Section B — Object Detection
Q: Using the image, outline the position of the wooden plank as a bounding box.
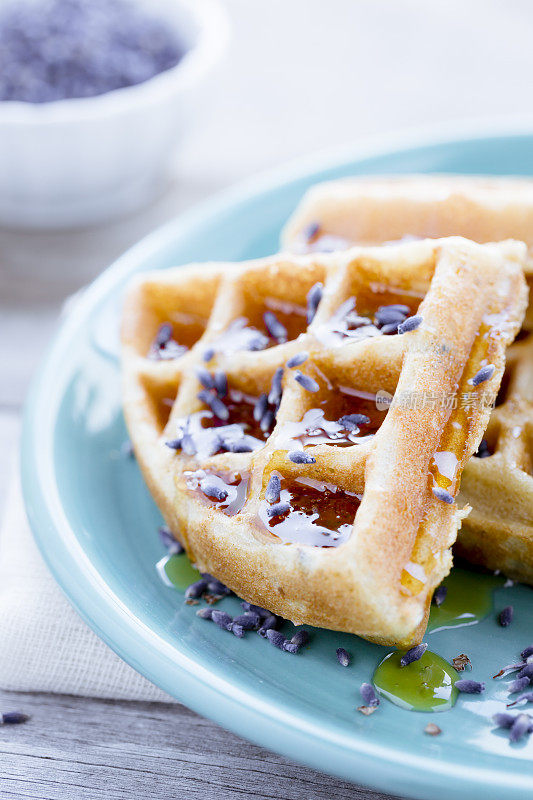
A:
[0,690,397,800]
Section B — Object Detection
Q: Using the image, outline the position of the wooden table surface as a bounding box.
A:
[1,1,531,796]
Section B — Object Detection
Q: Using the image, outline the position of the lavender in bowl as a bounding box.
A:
[0,0,186,103]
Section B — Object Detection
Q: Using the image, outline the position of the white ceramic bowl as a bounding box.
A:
[0,0,229,228]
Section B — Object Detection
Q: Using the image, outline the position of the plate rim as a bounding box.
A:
[21,121,533,800]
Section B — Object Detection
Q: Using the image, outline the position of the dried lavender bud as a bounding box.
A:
[266,629,287,650]
[338,413,370,430]
[260,409,275,433]
[510,714,531,742]
[185,579,208,600]
[199,479,228,502]
[197,389,229,421]
[432,486,454,504]
[233,613,260,630]
[508,692,533,708]
[499,605,514,627]
[231,624,245,638]
[158,525,184,555]
[306,282,323,324]
[155,323,173,346]
[474,439,491,458]
[290,630,310,648]
[397,315,422,334]
[433,585,447,607]
[220,436,254,454]
[518,664,533,680]
[203,348,215,363]
[493,712,516,729]
[196,607,214,620]
[493,662,526,679]
[268,368,284,405]
[294,371,319,393]
[211,610,233,631]
[241,601,271,618]
[509,677,530,694]
[360,683,379,707]
[379,322,400,335]
[264,312,288,342]
[265,474,282,504]
[375,306,407,326]
[213,371,228,399]
[471,364,495,386]
[253,393,268,422]
[203,575,231,596]
[288,451,316,465]
[336,648,351,667]
[165,437,183,451]
[266,500,290,519]
[400,643,427,667]
[521,645,533,660]
[287,352,309,368]
[1,712,29,725]
[196,367,215,390]
[304,222,320,241]
[247,331,270,352]
[455,679,485,694]
[283,641,299,654]
[258,615,279,637]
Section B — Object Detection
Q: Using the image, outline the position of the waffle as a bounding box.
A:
[282,174,533,583]
[122,237,527,646]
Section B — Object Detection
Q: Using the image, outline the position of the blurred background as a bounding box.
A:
[1,0,533,511]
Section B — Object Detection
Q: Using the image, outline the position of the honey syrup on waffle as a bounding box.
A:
[148,312,207,360]
[316,285,424,346]
[208,389,270,441]
[155,394,177,430]
[185,469,250,516]
[276,386,387,450]
[259,475,361,547]
[261,298,308,343]
[319,385,387,436]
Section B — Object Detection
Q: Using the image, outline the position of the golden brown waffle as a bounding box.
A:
[122,237,527,646]
[282,174,533,583]
[282,174,533,328]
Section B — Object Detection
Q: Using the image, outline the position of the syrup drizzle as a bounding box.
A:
[185,469,249,516]
[262,298,308,343]
[259,475,360,547]
[211,298,308,355]
[275,408,371,450]
[169,409,264,458]
[209,318,269,355]
[213,389,271,440]
[323,386,387,435]
[315,288,423,347]
[155,394,177,430]
[373,650,458,713]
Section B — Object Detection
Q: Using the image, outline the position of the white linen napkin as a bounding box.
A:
[0,471,175,702]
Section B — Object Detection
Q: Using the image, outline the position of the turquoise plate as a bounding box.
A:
[22,127,533,800]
